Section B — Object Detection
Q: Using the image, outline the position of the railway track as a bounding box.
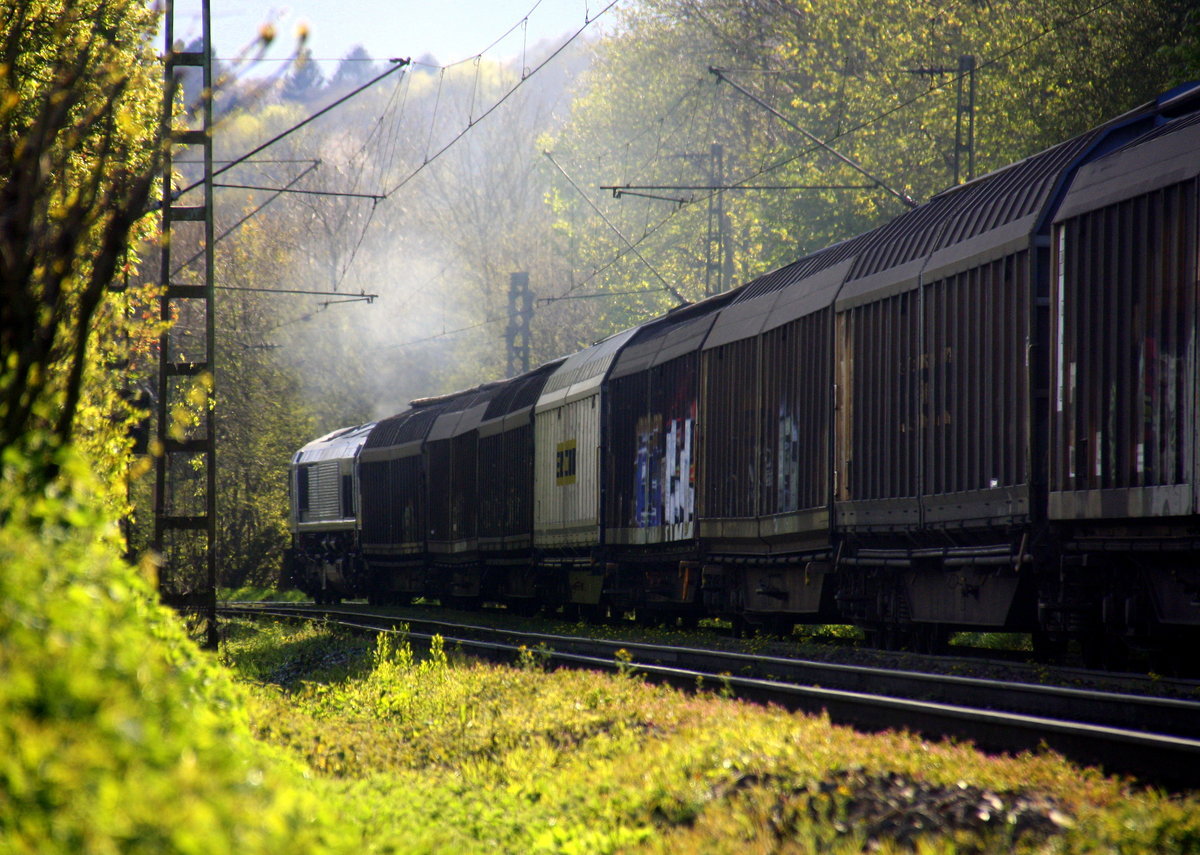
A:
[222,601,1200,789]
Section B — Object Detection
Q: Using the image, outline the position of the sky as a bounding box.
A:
[173,0,610,73]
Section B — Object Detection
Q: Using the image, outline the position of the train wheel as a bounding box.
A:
[913,624,948,655]
[506,598,540,617]
[634,609,662,628]
[1031,630,1067,662]
[1081,631,1129,671]
[578,603,609,623]
[875,624,913,652]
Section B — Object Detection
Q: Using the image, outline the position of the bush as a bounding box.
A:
[0,455,344,854]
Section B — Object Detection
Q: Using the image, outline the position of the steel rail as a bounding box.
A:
[222,603,1200,787]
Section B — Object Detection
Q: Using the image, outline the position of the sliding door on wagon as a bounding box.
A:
[475,359,564,613]
[532,328,639,616]
[602,293,734,622]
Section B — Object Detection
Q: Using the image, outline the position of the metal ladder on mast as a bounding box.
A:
[154,0,218,648]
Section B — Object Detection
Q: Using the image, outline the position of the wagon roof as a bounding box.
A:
[610,290,737,379]
[427,382,506,442]
[536,326,640,412]
[481,358,566,423]
[1055,108,1200,221]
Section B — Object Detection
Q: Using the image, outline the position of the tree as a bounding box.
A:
[0,0,163,499]
[210,221,322,587]
[543,0,1200,336]
[328,45,379,94]
[281,47,326,103]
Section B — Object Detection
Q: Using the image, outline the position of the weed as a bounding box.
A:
[518,642,553,671]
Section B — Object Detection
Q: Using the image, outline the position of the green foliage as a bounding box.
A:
[226,621,1200,855]
[0,459,348,854]
[0,0,163,496]
[951,631,1034,652]
[211,222,323,587]
[613,646,638,678]
[545,0,1200,339]
[517,642,554,671]
[220,585,309,602]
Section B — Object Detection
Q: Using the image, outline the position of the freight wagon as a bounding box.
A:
[288,83,1200,668]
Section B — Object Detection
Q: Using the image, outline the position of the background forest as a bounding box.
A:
[110,0,1200,587]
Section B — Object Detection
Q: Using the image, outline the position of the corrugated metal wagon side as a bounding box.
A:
[604,294,734,619]
[533,328,639,611]
[830,127,1108,642]
[1048,104,1200,650]
[476,360,565,612]
[698,247,854,628]
[358,397,457,604]
[424,383,504,604]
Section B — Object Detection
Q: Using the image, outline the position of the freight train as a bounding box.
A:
[286,83,1200,668]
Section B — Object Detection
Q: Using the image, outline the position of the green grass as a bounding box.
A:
[5,453,1198,854]
[220,585,308,602]
[224,620,1200,854]
[949,632,1034,652]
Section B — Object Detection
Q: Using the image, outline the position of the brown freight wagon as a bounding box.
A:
[359,393,467,604]
[697,246,858,631]
[475,359,564,612]
[602,292,734,622]
[1047,104,1200,665]
[424,382,504,604]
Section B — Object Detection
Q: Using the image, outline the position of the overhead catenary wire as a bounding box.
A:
[382,0,621,199]
[332,198,381,290]
[713,0,1124,198]
[375,71,414,189]
[171,160,322,276]
[557,0,1124,297]
[216,285,377,301]
[160,0,624,362]
[538,287,662,304]
[187,0,609,297]
[172,57,411,201]
[213,182,385,200]
[710,66,918,209]
[348,69,408,194]
[381,315,506,350]
[326,0,622,293]
[543,150,688,306]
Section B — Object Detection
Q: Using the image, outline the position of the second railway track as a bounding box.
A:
[223,602,1200,789]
